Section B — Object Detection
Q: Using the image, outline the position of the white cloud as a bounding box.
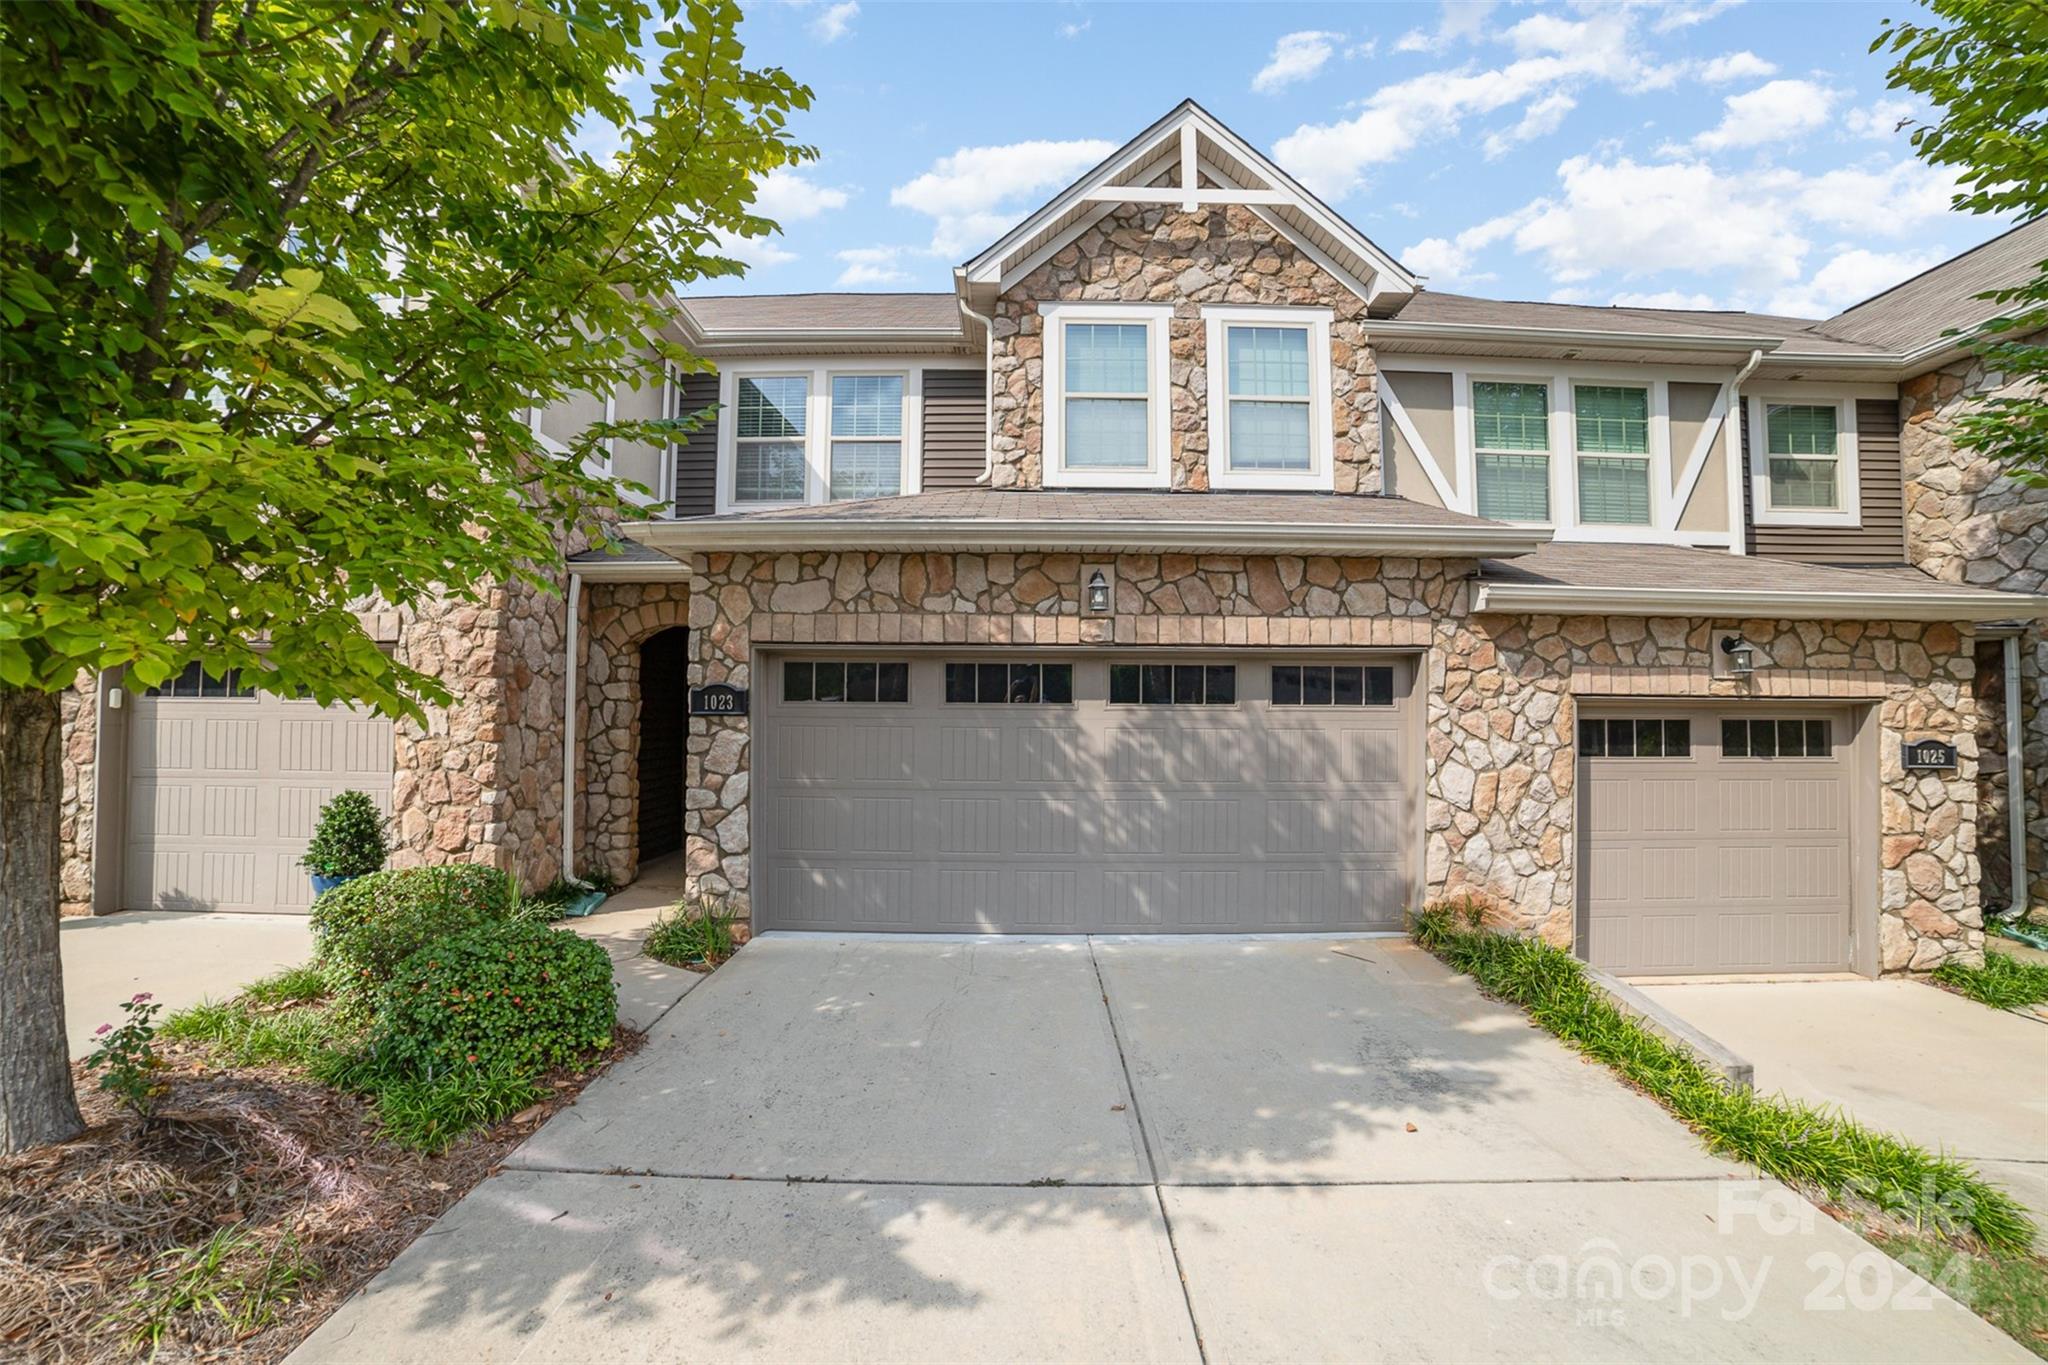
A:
[1273,10,1651,198]
[751,169,851,223]
[1483,91,1576,159]
[1400,211,1523,287]
[1844,97,1918,139]
[1698,50,1775,84]
[1253,30,1343,95]
[891,138,1118,257]
[835,246,914,287]
[1057,17,1090,38]
[1767,247,1944,317]
[1771,158,1962,235]
[1653,0,1742,32]
[1608,288,1725,309]
[711,232,798,271]
[1692,79,1837,152]
[809,0,858,42]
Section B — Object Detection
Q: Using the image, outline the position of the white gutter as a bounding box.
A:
[1472,581,2048,622]
[2005,632,2030,911]
[1366,319,1787,355]
[567,556,690,583]
[957,291,997,484]
[560,569,582,885]
[633,517,1551,557]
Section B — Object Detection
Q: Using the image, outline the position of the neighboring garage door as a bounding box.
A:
[125,663,395,913]
[1578,707,1855,975]
[756,654,1416,933]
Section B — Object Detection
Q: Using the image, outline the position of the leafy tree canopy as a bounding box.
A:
[0,0,813,713]
[1878,0,2048,485]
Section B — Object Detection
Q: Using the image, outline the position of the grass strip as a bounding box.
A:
[1933,950,2048,1011]
[1413,905,2036,1256]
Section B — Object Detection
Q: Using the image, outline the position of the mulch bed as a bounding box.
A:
[0,1033,642,1365]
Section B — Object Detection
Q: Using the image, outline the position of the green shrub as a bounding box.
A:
[375,919,615,1079]
[301,789,389,878]
[311,864,517,1001]
[645,896,739,967]
[372,1062,549,1153]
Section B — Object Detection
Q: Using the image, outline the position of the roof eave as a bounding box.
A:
[633,517,1550,558]
[1367,319,1788,355]
[1472,582,2048,622]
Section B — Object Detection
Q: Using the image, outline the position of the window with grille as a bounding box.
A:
[1578,717,1691,758]
[144,662,257,699]
[829,374,903,500]
[1722,717,1830,758]
[734,376,807,503]
[1764,404,1840,511]
[1271,665,1395,706]
[1109,662,1236,706]
[944,662,1074,704]
[1473,380,1551,522]
[1574,385,1651,525]
[782,660,910,704]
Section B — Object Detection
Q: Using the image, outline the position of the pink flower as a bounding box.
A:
[130,992,153,1003]
[95,1024,112,1036]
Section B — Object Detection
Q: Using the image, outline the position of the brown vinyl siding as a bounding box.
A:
[920,368,987,489]
[671,372,719,518]
[1743,398,1905,564]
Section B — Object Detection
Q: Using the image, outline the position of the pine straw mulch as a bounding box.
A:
[0,1033,642,1365]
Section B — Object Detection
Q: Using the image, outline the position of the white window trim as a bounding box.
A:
[714,360,929,514]
[1040,302,1173,489]
[1747,393,1861,529]
[1567,381,1661,530]
[1201,305,1334,491]
[1467,372,1558,528]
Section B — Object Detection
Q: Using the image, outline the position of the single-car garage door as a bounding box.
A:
[125,662,395,913]
[1578,707,1855,975]
[756,653,1416,933]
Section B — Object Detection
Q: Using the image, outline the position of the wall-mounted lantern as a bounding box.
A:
[1720,634,1756,677]
[1086,568,1111,614]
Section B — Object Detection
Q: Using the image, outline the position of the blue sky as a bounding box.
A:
[625,0,2011,321]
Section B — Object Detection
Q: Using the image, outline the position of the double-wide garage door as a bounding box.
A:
[756,653,1417,933]
[1580,706,1855,976]
[125,665,394,913]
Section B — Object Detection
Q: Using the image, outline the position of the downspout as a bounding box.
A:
[1723,348,1764,557]
[2005,631,2030,912]
[560,569,583,884]
[958,295,997,484]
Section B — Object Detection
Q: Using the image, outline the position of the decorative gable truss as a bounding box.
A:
[955,99,1419,313]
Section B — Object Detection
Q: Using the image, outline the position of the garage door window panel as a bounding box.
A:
[945,661,1073,704]
[1722,717,1829,758]
[783,659,909,704]
[146,662,257,699]
[1272,665,1394,707]
[1110,662,1236,706]
[1579,717,1691,757]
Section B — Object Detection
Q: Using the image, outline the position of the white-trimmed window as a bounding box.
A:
[1203,306,1334,490]
[1748,394,1860,527]
[733,375,808,504]
[1041,302,1171,488]
[829,373,904,501]
[1473,379,1552,523]
[1573,384,1651,526]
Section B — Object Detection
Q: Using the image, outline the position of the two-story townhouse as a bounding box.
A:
[58,101,2048,980]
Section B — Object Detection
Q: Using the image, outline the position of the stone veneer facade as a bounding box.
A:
[989,203,1380,494]
[1903,350,2048,910]
[684,549,1985,971]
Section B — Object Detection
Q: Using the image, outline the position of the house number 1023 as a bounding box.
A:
[688,685,748,717]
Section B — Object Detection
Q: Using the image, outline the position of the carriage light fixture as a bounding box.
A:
[1086,569,1111,614]
[1720,635,1756,676]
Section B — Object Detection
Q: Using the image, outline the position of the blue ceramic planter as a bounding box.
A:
[309,872,355,900]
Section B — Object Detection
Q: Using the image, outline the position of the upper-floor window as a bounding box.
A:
[1041,302,1171,488]
[1203,306,1334,491]
[1748,394,1859,529]
[830,374,904,500]
[1473,380,1551,522]
[1573,385,1651,526]
[734,376,808,504]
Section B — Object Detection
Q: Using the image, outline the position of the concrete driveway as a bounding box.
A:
[294,937,2020,1363]
[60,911,313,1055]
[1641,978,2048,1250]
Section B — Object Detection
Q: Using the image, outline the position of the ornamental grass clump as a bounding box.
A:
[1412,901,2036,1255]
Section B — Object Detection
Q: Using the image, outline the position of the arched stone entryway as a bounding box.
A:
[580,582,692,886]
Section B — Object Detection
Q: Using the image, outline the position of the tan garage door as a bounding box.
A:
[1579,707,1854,975]
[125,664,394,913]
[756,654,1416,933]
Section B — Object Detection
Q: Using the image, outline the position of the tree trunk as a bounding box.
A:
[0,685,84,1153]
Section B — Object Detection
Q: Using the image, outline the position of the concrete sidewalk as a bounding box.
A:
[292,937,2022,1363]
[1642,977,2048,1251]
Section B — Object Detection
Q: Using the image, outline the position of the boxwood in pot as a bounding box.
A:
[302,789,389,896]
